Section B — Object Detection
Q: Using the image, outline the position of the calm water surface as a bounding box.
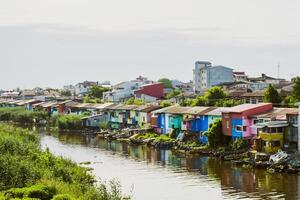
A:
[39,130,300,200]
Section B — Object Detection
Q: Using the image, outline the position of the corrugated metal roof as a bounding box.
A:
[223,103,272,113]
[152,105,217,115]
[252,107,298,120]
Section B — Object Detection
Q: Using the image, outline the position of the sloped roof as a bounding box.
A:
[252,107,298,120]
[241,90,265,97]
[223,103,272,113]
[152,105,217,115]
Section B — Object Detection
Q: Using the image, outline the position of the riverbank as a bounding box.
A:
[95,130,300,174]
[0,124,130,200]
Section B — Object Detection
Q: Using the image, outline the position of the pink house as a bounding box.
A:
[222,103,273,139]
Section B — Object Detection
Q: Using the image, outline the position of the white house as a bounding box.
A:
[103,77,153,102]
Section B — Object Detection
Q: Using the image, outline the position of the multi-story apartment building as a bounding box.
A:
[193,61,233,93]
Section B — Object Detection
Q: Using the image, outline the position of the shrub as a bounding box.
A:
[0,107,48,124]
[54,115,83,130]
[0,124,128,199]
[4,185,56,200]
[204,119,226,148]
[230,138,249,150]
[52,194,75,200]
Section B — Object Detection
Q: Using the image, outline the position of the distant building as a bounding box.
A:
[248,73,286,85]
[171,80,193,93]
[193,61,233,93]
[74,81,111,96]
[233,72,248,82]
[0,91,20,99]
[241,90,265,104]
[103,76,153,102]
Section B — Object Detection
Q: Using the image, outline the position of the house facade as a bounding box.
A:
[222,103,273,140]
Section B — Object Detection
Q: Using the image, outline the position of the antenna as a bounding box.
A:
[277,61,280,79]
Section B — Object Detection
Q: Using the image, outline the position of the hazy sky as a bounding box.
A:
[1,0,300,89]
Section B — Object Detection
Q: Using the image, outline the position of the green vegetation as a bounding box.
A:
[0,124,128,200]
[159,100,173,107]
[158,78,172,88]
[165,89,182,99]
[136,132,159,140]
[52,115,84,130]
[135,132,175,142]
[283,96,297,107]
[60,90,72,97]
[203,119,226,148]
[186,86,242,107]
[99,121,109,130]
[0,107,48,124]
[263,84,282,104]
[124,97,145,105]
[87,86,111,99]
[230,138,249,150]
[292,77,300,101]
[153,134,176,142]
[83,96,102,104]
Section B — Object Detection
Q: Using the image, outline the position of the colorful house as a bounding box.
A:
[151,105,217,138]
[135,105,160,128]
[253,121,288,153]
[251,107,298,151]
[222,103,273,140]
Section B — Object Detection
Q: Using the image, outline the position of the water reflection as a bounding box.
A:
[42,131,300,200]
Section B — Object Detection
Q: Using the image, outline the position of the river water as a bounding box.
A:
[39,130,300,200]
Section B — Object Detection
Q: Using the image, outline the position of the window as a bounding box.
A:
[243,126,247,132]
[236,125,242,132]
[271,141,281,147]
[277,127,283,133]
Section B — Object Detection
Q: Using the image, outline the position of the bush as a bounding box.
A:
[52,194,75,200]
[0,124,128,200]
[154,134,175,142]
[0,107,48,124]
[54,115,83,130]
[204,119,226,148]
[4,185,56,200]
[159,100,172,108]
[230,138,249,150]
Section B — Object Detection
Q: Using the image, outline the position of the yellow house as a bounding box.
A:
[255,121,289,153]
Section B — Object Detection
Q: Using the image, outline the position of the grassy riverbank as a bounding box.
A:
[0,124,129,200]
[0,107,84,131]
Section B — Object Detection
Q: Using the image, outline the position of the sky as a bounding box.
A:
[0,0,300,90]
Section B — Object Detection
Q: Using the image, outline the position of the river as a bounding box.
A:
[39,130,300,200]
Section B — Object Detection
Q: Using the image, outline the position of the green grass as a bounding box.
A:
[51,115,84,130]
[0,124,129,200]
[0,107,48,124]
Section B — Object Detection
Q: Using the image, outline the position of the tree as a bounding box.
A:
[203,119,225,148]
[165,89,182,99]
[292,77,300,101]
[204,86,227,106]
[158,78,173,88]
[283,96,297,107]
[160,100,172,107]
[125,97,145,105]
[191,96,207,106]
[87,86,110,99]
[263,84,282,104]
